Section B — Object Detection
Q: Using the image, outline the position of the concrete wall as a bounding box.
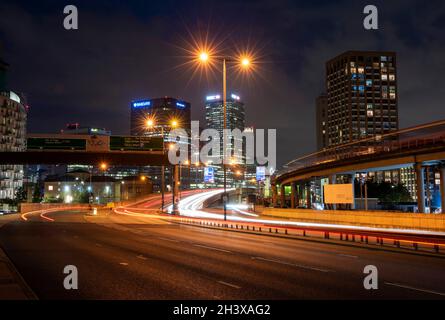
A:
[257,207,445,232]
[19,203,93,214]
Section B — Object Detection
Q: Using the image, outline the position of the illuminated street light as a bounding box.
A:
[100,163,107,171]
[140,176,147,182]
[241,57,250,68]
[193,46,255,222]
[146,119,154,128]
[199,52,209,62]
[171,119,178,128]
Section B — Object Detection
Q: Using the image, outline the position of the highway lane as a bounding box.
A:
[0,209,445,299]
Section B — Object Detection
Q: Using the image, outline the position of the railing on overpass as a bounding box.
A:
[275,119,445,180]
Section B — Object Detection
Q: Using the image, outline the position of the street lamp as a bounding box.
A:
[197,51,253,221]
[146,117,182,213]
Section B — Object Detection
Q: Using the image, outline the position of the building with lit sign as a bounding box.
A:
[130,96,192,190]
[205,93,246,187]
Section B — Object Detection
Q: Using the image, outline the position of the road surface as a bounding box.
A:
[0,203,445,299]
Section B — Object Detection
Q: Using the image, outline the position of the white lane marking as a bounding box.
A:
[217,281,241,289]
[252,257,331,273]
[338,254,358,259]
[119,262,129,266]
[385,282,445,296]
[136,255,148,260]
[193,244,232,254]
[157,237,180,243]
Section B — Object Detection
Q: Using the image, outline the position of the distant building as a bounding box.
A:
[325,51,398,147]
[315,93,328,150]
[130,97,191,190]
[43,170,153,204]
[205,94,246,187]
[130,97,191,136]
[0,91,28,200]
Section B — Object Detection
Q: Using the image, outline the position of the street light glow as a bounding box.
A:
[241,57,250,68]
[199,52,209,62]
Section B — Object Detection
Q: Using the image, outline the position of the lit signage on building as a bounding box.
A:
[176,102,186,108]
[204,167,215,183]
[231,94,240,101]
[9,91,21,104]
[256,166,266,182]
[206,95,221,101]
[132,100,151,108]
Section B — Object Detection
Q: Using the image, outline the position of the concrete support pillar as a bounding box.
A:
[440,165,445,213]
[328,175,337,210]
[173,165,180,213]
[295,183,300,208]
[350,173,356,210]
[290,182,297,209]
[415,163,426,213]
[306,182,312,209]
[271,184,278,208]
[280,185,286,208]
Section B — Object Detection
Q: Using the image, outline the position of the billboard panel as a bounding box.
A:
[324,184,354,204]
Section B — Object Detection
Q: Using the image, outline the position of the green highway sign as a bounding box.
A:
[27,137,86,150]
[110,136,163,151]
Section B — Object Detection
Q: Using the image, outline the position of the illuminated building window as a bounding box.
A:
[366,80,372,86]
[48,185,54,191]
[389,74,395,81]
[381,74,388,81]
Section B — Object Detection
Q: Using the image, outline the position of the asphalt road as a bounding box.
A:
[1,208,445,300]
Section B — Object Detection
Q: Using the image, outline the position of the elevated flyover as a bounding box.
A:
[272,120,445,213]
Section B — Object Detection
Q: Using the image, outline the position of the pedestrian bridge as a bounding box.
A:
[272,119,445,213]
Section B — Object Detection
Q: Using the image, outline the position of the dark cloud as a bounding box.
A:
[1,0,445,167]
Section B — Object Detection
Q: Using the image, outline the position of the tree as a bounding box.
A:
[14,187,27,203]
[32,184,43,203]
[356,180,412,204]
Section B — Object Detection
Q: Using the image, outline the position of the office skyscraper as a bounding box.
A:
[316,93,328,150]
[130,97,191,137]
[324,51,398,147]
[205,94,246,187]
[130,97,191,190]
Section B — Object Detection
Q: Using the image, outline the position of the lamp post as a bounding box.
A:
[198,53,251,221]
[147,117,179,213]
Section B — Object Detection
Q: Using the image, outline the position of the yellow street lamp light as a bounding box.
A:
[199,52,209,63]
[146,119,155,128]
[241,57,250,68]
[100,163,108,171]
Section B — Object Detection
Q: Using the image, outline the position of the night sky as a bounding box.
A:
[1,0,445,167]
